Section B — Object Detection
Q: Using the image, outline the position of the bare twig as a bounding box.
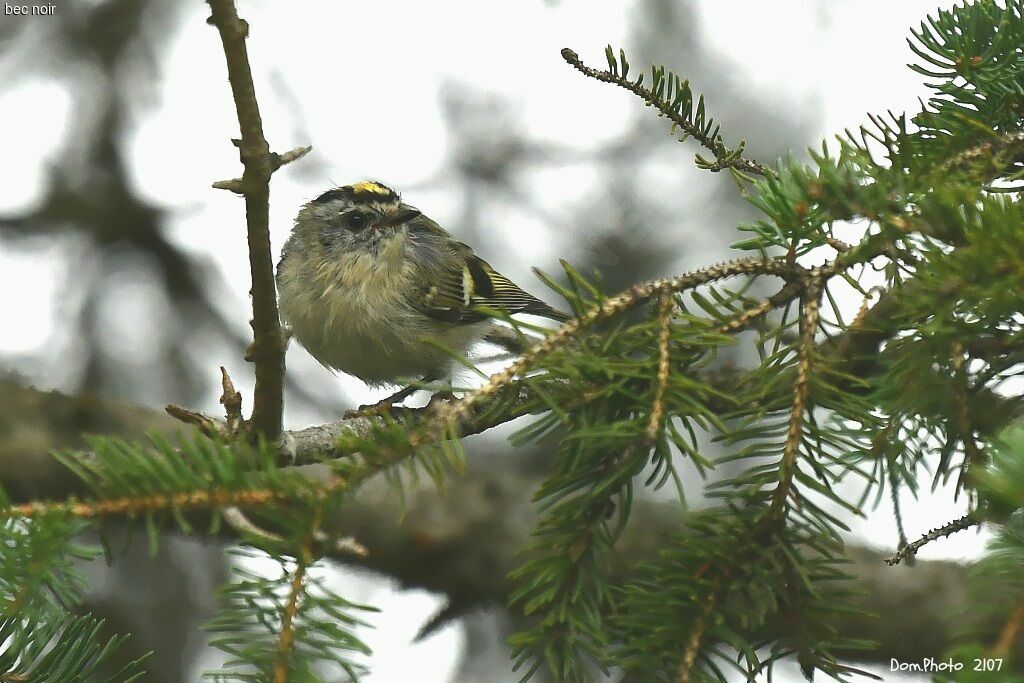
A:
[876,419,914,566]
[207,0,289,440]
[165,403,222,439]
[214,145,312,194]
[220,366,244,434]
[275,145,313,168]
[211,178,244,194]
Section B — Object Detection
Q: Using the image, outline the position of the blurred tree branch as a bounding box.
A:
[0,377,1009,663]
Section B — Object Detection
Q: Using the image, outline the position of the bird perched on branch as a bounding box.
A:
[276,181,569,413]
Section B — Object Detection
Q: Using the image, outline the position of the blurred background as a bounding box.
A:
[0,0,975,680]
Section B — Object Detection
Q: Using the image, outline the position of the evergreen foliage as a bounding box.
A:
[205,546,377,681]
[3,0,1024,681]
[0,491,148,681]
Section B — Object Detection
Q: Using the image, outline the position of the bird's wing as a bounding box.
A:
[416,249,569,325]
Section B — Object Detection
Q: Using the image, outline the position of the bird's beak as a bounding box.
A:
[376,208,421,228]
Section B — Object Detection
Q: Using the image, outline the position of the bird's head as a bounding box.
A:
[294,181,422,254]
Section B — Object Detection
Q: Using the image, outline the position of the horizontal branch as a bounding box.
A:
[2,379,1020,662]
[427,257,793,444]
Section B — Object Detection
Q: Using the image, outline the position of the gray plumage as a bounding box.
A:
[276,182,567,387]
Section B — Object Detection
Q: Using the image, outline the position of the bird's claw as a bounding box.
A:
[343,400,404,420]
[343,389,457,420]
[426,390,457,413]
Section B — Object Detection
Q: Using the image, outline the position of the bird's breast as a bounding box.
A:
[278,234,480,384]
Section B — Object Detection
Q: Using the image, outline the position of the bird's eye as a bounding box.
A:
[344,211,368,231]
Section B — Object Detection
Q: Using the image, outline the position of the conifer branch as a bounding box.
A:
[878,419,913,563]
[274,559,308,683]
[676,591,717,683]
[886,513,980,566]
[5,487,281,520]
[561,48,772,178]
[273,506,322,683]
[992,603,1024,657]
[647,286,674,443]
[428,257,792,445]
[938,130,1024,176]
[768,280,820,521]
[1,477,347,521]
[952,341,984,495]
[0,381,1005,668]
[716,281,804,335]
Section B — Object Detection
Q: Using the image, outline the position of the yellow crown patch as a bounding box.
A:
[351,181,394,196]
[311,181,399,206]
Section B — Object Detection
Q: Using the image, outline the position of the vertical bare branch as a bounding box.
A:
[206,0,291,440]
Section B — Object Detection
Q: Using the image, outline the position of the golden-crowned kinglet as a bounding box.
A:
[276,181,568,392]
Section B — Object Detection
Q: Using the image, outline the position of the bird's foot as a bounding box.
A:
[344,397,407,419]
[425,389,457,413]
[343,388,457,420]
[343,383,423,420]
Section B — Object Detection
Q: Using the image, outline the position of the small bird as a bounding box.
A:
[276,181,569,411]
